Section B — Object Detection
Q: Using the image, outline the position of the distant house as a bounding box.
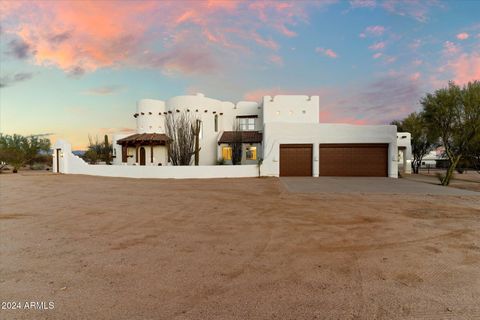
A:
[421,148,449,169]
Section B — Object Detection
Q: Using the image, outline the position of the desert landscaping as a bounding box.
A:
[1,172,479,319]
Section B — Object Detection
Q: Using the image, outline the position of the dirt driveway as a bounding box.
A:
[1,172,479,319]
[281,177,480,195]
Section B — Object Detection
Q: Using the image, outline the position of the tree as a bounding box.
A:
[82,135,112,164]
[422,81,480,185]
[391,112,437,174]
[165,111,198,165]
[468,134,480,172]
[0,134,51,173]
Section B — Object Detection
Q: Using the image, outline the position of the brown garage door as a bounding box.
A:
[320,144,388,177]
[280,144,312,177]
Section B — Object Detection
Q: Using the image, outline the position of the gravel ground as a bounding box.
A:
[1,172,479,320]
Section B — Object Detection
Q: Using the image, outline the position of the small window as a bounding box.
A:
[246,146,257,160]
[222,147,232,160]
[214,114,218,132]
[239,118,255,131]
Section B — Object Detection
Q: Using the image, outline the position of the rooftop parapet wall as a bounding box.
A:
[262,95,320,124]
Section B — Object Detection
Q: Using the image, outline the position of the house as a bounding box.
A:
[421,148,449,169]
[111,94,263,166]
[108,93,405,178]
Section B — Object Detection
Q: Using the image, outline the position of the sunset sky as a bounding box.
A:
[1,0,479,149]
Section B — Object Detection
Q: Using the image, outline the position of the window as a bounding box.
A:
[246,146,257,160]
[222,147,232,160]
[239,118,255,131]
[214,114,218,132]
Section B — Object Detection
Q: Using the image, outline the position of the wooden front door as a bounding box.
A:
[139,147,146,166]
[56,149,60,173]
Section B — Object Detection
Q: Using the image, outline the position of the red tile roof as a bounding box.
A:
[117,133,171,146]
[218,131,263,144]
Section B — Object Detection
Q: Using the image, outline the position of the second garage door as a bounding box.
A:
[280,144,312,177]
[320,144,388,177]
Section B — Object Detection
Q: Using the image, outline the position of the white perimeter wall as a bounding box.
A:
[262,123,398,178]
[52,140,258,179]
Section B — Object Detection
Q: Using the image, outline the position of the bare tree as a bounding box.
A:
[165,111,199,165]
[230,121,243,165]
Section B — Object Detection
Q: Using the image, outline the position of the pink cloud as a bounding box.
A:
[410,72,421,81]
[269,55,284,66]
[409,39,422,50]
[381,0,441,22]
[0,0,320,75]
[443,41,460,55]
[320,110,367,125]
[245,74,421,125]
[412,59,423,66]
[243,88,283,102]
[364,25,385,36]
[368,41,386,50]
[372,52,383,59]
[349,0,376,9]
[316,47,338,58]
[456,32,469,40]
[448,52,480,85]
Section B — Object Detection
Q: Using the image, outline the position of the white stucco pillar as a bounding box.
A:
[313,143,319,177]
[388,143,398,178]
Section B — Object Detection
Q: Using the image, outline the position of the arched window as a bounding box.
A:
[214,114,218,132]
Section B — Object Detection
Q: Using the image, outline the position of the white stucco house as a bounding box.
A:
[53,93,411,178]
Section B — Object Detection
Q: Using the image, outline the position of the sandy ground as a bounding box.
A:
[1,172,480,320]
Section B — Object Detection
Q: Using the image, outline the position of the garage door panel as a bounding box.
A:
[320,144,388,177]
[280,144,312,177]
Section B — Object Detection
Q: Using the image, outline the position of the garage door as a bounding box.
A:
[320,144,388,177]
[280,144,312,177]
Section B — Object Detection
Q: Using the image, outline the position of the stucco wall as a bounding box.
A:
[263,95,319,124]
[53,140,259,179]
[262,123,398,178]
[397,132,412,174]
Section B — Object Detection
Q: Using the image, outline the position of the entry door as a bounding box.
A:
[139,147,146,166]
[279,144,313,177]
[56,149,60,172]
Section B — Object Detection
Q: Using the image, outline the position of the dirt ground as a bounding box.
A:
[413,169,480,192]
[1,172,480,320]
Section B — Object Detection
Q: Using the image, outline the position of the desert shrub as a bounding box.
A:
[31,163,46,170]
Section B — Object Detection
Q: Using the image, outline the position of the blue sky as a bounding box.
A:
[0,0,479,148]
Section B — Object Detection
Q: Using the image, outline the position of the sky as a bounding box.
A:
[0,0,479,149]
